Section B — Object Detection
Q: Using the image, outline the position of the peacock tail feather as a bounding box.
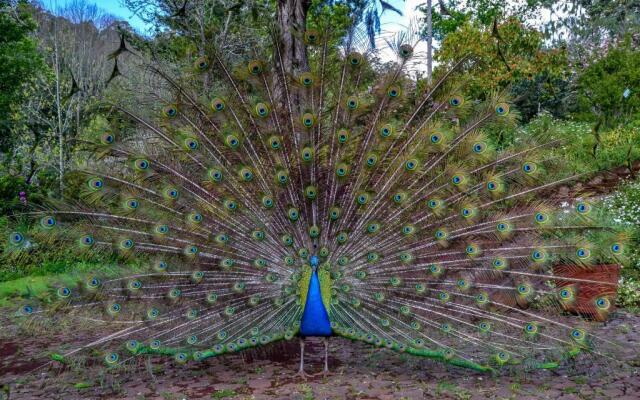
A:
[8,23,626,373]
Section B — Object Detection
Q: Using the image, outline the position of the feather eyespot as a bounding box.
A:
[239,167,254,182]
[522,162,537,174]
[287,207,299,221]
[301,113,315,127]
[595,297,610,310]
[133,158,150,170]
[346,96,359,110]
[299,72,314,86]
[329,206,341,220]
[247,60,263,75]
[335,163,349,177]
[225,134,240,149]
[347,52,363,66]
[40,216,56,229]
[472,142,486,153]
[254,102,269,117]
[399,44,413,58]
[101,133,115,144]
[57,287,71,298]
[79,234,94,247]
[575,202,591,214]
[380,125,393,138]
[162,105,178,118]
[336,232,348,244]
[305,186,317,200]
[366,153,378,167]
[387,85,401,98]
[404,159,418,171]
[88,177,104,190]
[164,187,179,199]
[304,30,319,44]
[611,243,623,254]
[105,353,119,364]
[211,98,225,112]
[194,56,209,71]
[356,192,369,205]
[184,137,199,150]
[495,103,510,116]
[449,95,464,107]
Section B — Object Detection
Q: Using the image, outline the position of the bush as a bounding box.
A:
[518,113,640,177]
[602,179,640,309]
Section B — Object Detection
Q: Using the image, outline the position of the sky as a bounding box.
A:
[43,0,151,32]
[44,0,416,36]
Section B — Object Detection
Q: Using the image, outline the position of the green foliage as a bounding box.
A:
[435,17,569,116]
[421,0,512,40]
[519,113,640,176]
[574,44,640,129]
[0,214,126,283]
[603,180,640,276]
[617,278,640,310]
[0,2,45,153]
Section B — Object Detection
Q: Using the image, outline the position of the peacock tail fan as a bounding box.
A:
[8,23,626,374]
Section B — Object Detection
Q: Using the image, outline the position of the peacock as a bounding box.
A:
[8,20,627,379]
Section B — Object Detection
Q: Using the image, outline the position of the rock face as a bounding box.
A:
[1,312,639,399]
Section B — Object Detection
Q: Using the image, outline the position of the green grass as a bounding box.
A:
[0,261,138,307]
[211,389,237,399]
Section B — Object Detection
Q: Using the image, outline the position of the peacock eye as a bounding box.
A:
[387,86,400,98]
[255,103,269,117]
[304,30,319,44]
[405,159,417,171]
[449,95,464,107]
[185,138,199,150]
[399,44,413,58]
[473,143,486,153]
[348,52,362,65]
[101,133,115,144]
[41,216,56,228]
[366,154,378,166]
[162,105,178,118]
[380,125,392,137]
[522,162,537,174]
[248,60,263,75]
[211,98,225,112]
[194,56,208,70]
[495,103,510,116]
[134,159,149,170]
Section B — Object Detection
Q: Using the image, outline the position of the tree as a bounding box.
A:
[27,1,120,195]
[435,17,569,121]
[0,2,44,155]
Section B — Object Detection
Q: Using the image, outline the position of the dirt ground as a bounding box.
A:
[1,311,639,400]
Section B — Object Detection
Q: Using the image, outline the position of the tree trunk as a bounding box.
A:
[426,0,433,83]
[54,21,64,197]
[276,0,311,76]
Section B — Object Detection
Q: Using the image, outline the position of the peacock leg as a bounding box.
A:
[323,337,330,375]
[296,338,312,379]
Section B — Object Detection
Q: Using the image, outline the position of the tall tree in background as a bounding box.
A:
[0,2,43,156]
[31,1,118,195]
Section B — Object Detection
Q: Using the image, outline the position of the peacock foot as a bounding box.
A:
[294,369,314,380]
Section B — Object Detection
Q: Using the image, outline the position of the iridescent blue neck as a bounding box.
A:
[299,255,332,337]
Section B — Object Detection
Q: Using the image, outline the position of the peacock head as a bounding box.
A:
[310,255,319,270]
